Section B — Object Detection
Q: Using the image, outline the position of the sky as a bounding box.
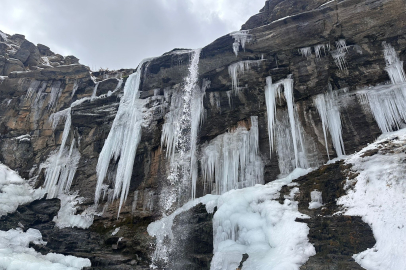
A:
[0,0,266,70]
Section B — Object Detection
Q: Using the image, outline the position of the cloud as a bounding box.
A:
[0,0,265,69]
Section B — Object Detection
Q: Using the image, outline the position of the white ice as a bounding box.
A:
[228,59,263,94]
[308,190,323,209]
[299,47,312,58]
[53,193,94,229]
[230,30,251,56]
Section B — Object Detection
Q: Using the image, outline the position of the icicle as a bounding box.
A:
[313,85,345,158]
[314,44,326,58]
[48,81,63,109]
[230,30,251,56]
[43,108,81,198]
[356,42,406,133]
[95,58,152,215]
[299,47,312,58]
[264,76,282,156]
[71,80,79,97]
[200,116,264,195]
[331,39,348,70]
[91,82,100,101]
[383,42,406,84]
[228,59,263,93]
[25,80,41,100]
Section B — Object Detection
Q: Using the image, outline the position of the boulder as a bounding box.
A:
[37,43,54,56]
[3,58,25,75]
[64,55,79,65]
[12,40,41,67]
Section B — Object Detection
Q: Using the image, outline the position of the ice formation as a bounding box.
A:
[211,168,315,270]
[331,39,348,70]
[53,193,94,229]
[314,44,326,58]
[308,190,323,209]
[0,228,91,269]
[0,163,44,216]
[48,81,63,109]
[95,58,151,214]
[299,47,312,58]
[91,82,100,101]
[25,80,41,100]
[357,43,406,133]
[228,59,263,94]
[42,108,81,199]
[265,75,306,169]
[313,86,346,158]
[72,80,79,97]
[200,116,264,195]
[160,49,204,202]
[230,30,251,56]
[338,129,406,270]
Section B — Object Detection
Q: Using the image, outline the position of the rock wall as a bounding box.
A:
[0,0,405,268]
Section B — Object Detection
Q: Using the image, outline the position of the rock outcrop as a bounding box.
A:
[0,0,405,268]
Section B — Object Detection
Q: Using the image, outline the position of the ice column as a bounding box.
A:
[95,59,150,214]
[313,85,346,158]
[331,39,348,70]
[264,75,304,167]
[230,30,251,56]
[228,58,263,94]
[357,43,406,133]
[43,108,81,198]
[200,116,264,195]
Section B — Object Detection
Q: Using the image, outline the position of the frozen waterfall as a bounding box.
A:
[95,59,150,215]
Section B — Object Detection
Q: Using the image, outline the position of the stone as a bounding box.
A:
[12,40,41,67]
[37,43,54,56]
[3,57,25,75]
[64,55,80,65]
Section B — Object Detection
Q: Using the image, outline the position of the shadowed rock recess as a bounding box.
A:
[0,0,405,268]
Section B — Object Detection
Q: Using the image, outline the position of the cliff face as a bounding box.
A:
[0,0,405,268]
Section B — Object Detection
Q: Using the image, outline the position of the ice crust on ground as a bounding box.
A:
[0,228,91,269]
[0,163,44,217]
[338,128,406,270]
[211,168,315,270]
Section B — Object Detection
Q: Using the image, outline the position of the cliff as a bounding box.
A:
[0,0,405,269]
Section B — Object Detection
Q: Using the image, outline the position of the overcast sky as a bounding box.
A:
[0,0,265,70]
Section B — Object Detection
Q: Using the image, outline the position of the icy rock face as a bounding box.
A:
[230,30,251,56]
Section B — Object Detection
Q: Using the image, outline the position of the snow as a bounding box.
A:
[211,168,315,270]
[0,30,8,41]
[200,116,264,195]
[230,30,251,56]
[228,59,263,94]
[313,85,346,158]
[15,134,31,142]
[308,190,323,209]
[0,228,91,269]
[0,163,44,217]
[338,128,406,270]
[112,228,120,236]
[95,58,151,215]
